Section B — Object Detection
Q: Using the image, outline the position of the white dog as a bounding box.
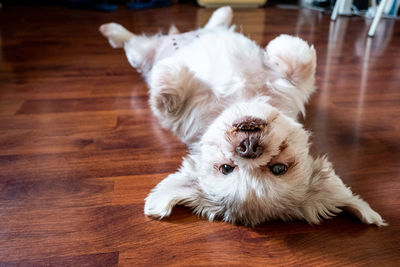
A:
[100,7,386,226]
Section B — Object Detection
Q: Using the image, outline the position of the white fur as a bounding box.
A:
[100,7,386,227]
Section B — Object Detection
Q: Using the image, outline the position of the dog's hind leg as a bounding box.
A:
[100,23,161,74]
[99,23,134,48]
[264,34,316,88]
[264,35,316,117]
[204,6,233,29]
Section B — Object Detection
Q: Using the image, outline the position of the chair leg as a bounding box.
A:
[331,0,343,21]
[368,0,390,37]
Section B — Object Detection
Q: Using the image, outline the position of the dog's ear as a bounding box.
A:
[144,156,200,219]
[301,157,387,226]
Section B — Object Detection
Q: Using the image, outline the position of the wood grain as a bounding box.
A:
[0,3,399,266]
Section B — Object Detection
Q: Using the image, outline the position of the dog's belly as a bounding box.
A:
[154,28,267,98]
[154,31,202,62]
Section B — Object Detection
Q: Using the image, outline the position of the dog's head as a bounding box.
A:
[200,97,310,181]
[192,97,314,224]
[147,97,386,226]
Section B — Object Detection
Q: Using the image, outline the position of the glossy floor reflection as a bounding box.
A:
[0,4,399,266]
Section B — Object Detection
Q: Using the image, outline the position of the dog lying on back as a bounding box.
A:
[100,6,386,226]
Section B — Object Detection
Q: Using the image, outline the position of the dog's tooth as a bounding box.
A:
[233,122,266,132]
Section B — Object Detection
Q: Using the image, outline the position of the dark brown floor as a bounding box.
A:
[1,4,399,266]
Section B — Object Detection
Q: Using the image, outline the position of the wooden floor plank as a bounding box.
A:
[0,252,119,267]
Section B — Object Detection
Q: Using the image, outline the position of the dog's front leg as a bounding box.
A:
[149,59,215,143]
[144,167,199,219]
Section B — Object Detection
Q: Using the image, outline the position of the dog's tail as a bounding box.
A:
[204,6,233,29]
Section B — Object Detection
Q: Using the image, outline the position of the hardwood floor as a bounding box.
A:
[1,4,399,266]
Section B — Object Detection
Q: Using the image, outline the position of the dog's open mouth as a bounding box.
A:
[231,117,267,133]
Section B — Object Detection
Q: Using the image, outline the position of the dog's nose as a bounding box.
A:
[236,136,264,159]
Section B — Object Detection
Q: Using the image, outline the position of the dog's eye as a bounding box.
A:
[220,164,235,175]
[269,163,287,175]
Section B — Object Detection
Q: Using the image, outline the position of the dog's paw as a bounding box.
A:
[265,34,316,84]
[99,23,132,48]
[360,208,388,227]
[144,191,174,219]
